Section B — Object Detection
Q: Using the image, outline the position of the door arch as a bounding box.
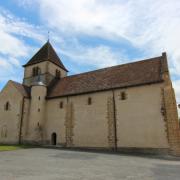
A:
[51,132,57,145]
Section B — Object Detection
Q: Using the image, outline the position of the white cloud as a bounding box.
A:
[0,58,12,70]
[173,80,180,103]
[19,0,180,98]
[29,0,132,40]
[0,10,45,42]
[0,30,29,58]
[5,0,180,102]
[0,57,14,82]
[0,8,47,84]
[0,56,23,84]
[59,44,124,68]
[0,9,45,58]
[23,0,180,60]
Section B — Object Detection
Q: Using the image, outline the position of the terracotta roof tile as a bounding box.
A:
[47,55,165,98]
[11,81,30,98]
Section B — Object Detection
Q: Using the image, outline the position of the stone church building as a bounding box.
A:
[0,41,180,155]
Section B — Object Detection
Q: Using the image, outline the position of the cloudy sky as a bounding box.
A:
[0,0,180,102]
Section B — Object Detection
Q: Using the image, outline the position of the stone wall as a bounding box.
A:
[107,96,116,149]
[44,84,168,150]
[114,84,169,149]
[24,85,47,143]
[69,92,110,148]
[161,52,180,156]
[47,61,67,78]
[163,85,180,155]
[0,81,23,144]
[65,101,74,147]
[44,97,67,145]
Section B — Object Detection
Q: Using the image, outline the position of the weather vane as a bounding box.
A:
[47,31,50,42]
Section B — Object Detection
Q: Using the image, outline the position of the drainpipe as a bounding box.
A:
[112,90,118,151]
[19,97,25,145]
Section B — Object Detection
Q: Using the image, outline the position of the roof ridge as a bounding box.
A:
[47,41,50,60]
[10,80,27,87]
[47,54,164,98]
[10,80,30,97]
[64,55,163,79]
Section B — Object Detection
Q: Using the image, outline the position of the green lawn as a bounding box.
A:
[0,145,32,151]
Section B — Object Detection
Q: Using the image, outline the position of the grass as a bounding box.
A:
[0,145,34,151]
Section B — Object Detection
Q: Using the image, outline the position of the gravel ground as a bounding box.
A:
[0,148,180,180]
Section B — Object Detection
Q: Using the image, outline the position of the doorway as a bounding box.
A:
[51,132,57,145]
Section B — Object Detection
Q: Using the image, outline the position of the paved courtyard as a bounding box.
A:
[0,148,180,180]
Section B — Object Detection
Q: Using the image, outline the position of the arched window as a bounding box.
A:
[1,126,7,138]
[121,92,127,100]
[32,67,41,76]
[4,102,10,111]
[37,67,41,75]
[88,97,92,105]
[32,67,36,76]
[60,101,63,109]
[56,70,61,79]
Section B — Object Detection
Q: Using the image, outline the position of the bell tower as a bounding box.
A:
[22,41,68,87]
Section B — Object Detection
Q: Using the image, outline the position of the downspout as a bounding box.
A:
[19,97,25,145]
[112,90,118,151]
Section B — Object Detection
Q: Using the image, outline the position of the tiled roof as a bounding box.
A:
[47,54,166,98]
[11,81,30,98]
[23,41,68,72]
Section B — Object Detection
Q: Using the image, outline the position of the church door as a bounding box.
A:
[51,132,57,145]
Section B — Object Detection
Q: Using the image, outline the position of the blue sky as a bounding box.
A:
[0,0,180,102]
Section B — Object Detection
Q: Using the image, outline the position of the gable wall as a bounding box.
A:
[0,82,23,144]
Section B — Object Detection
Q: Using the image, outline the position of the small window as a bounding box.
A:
[121,92,127,100]
[88,97,92,105]
[60,101,63,109]
[38,96,40,100]
[38,108,40,112]
[32,67,36,76]
[4,102,10,111]
[56,70,61,79]
[32,67,41,76]
[1,126,7,138]
[37,67,41,75]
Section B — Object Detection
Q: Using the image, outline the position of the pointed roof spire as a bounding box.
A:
[23,41,68,72]
[47,31,50,42]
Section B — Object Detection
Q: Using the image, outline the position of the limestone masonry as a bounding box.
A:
[0,41,180,155]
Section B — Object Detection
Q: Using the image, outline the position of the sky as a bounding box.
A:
[0,0,180,103]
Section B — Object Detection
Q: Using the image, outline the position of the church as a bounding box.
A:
[0,41,180,156]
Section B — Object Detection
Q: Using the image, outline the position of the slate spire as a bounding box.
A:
[23,41,68,72]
